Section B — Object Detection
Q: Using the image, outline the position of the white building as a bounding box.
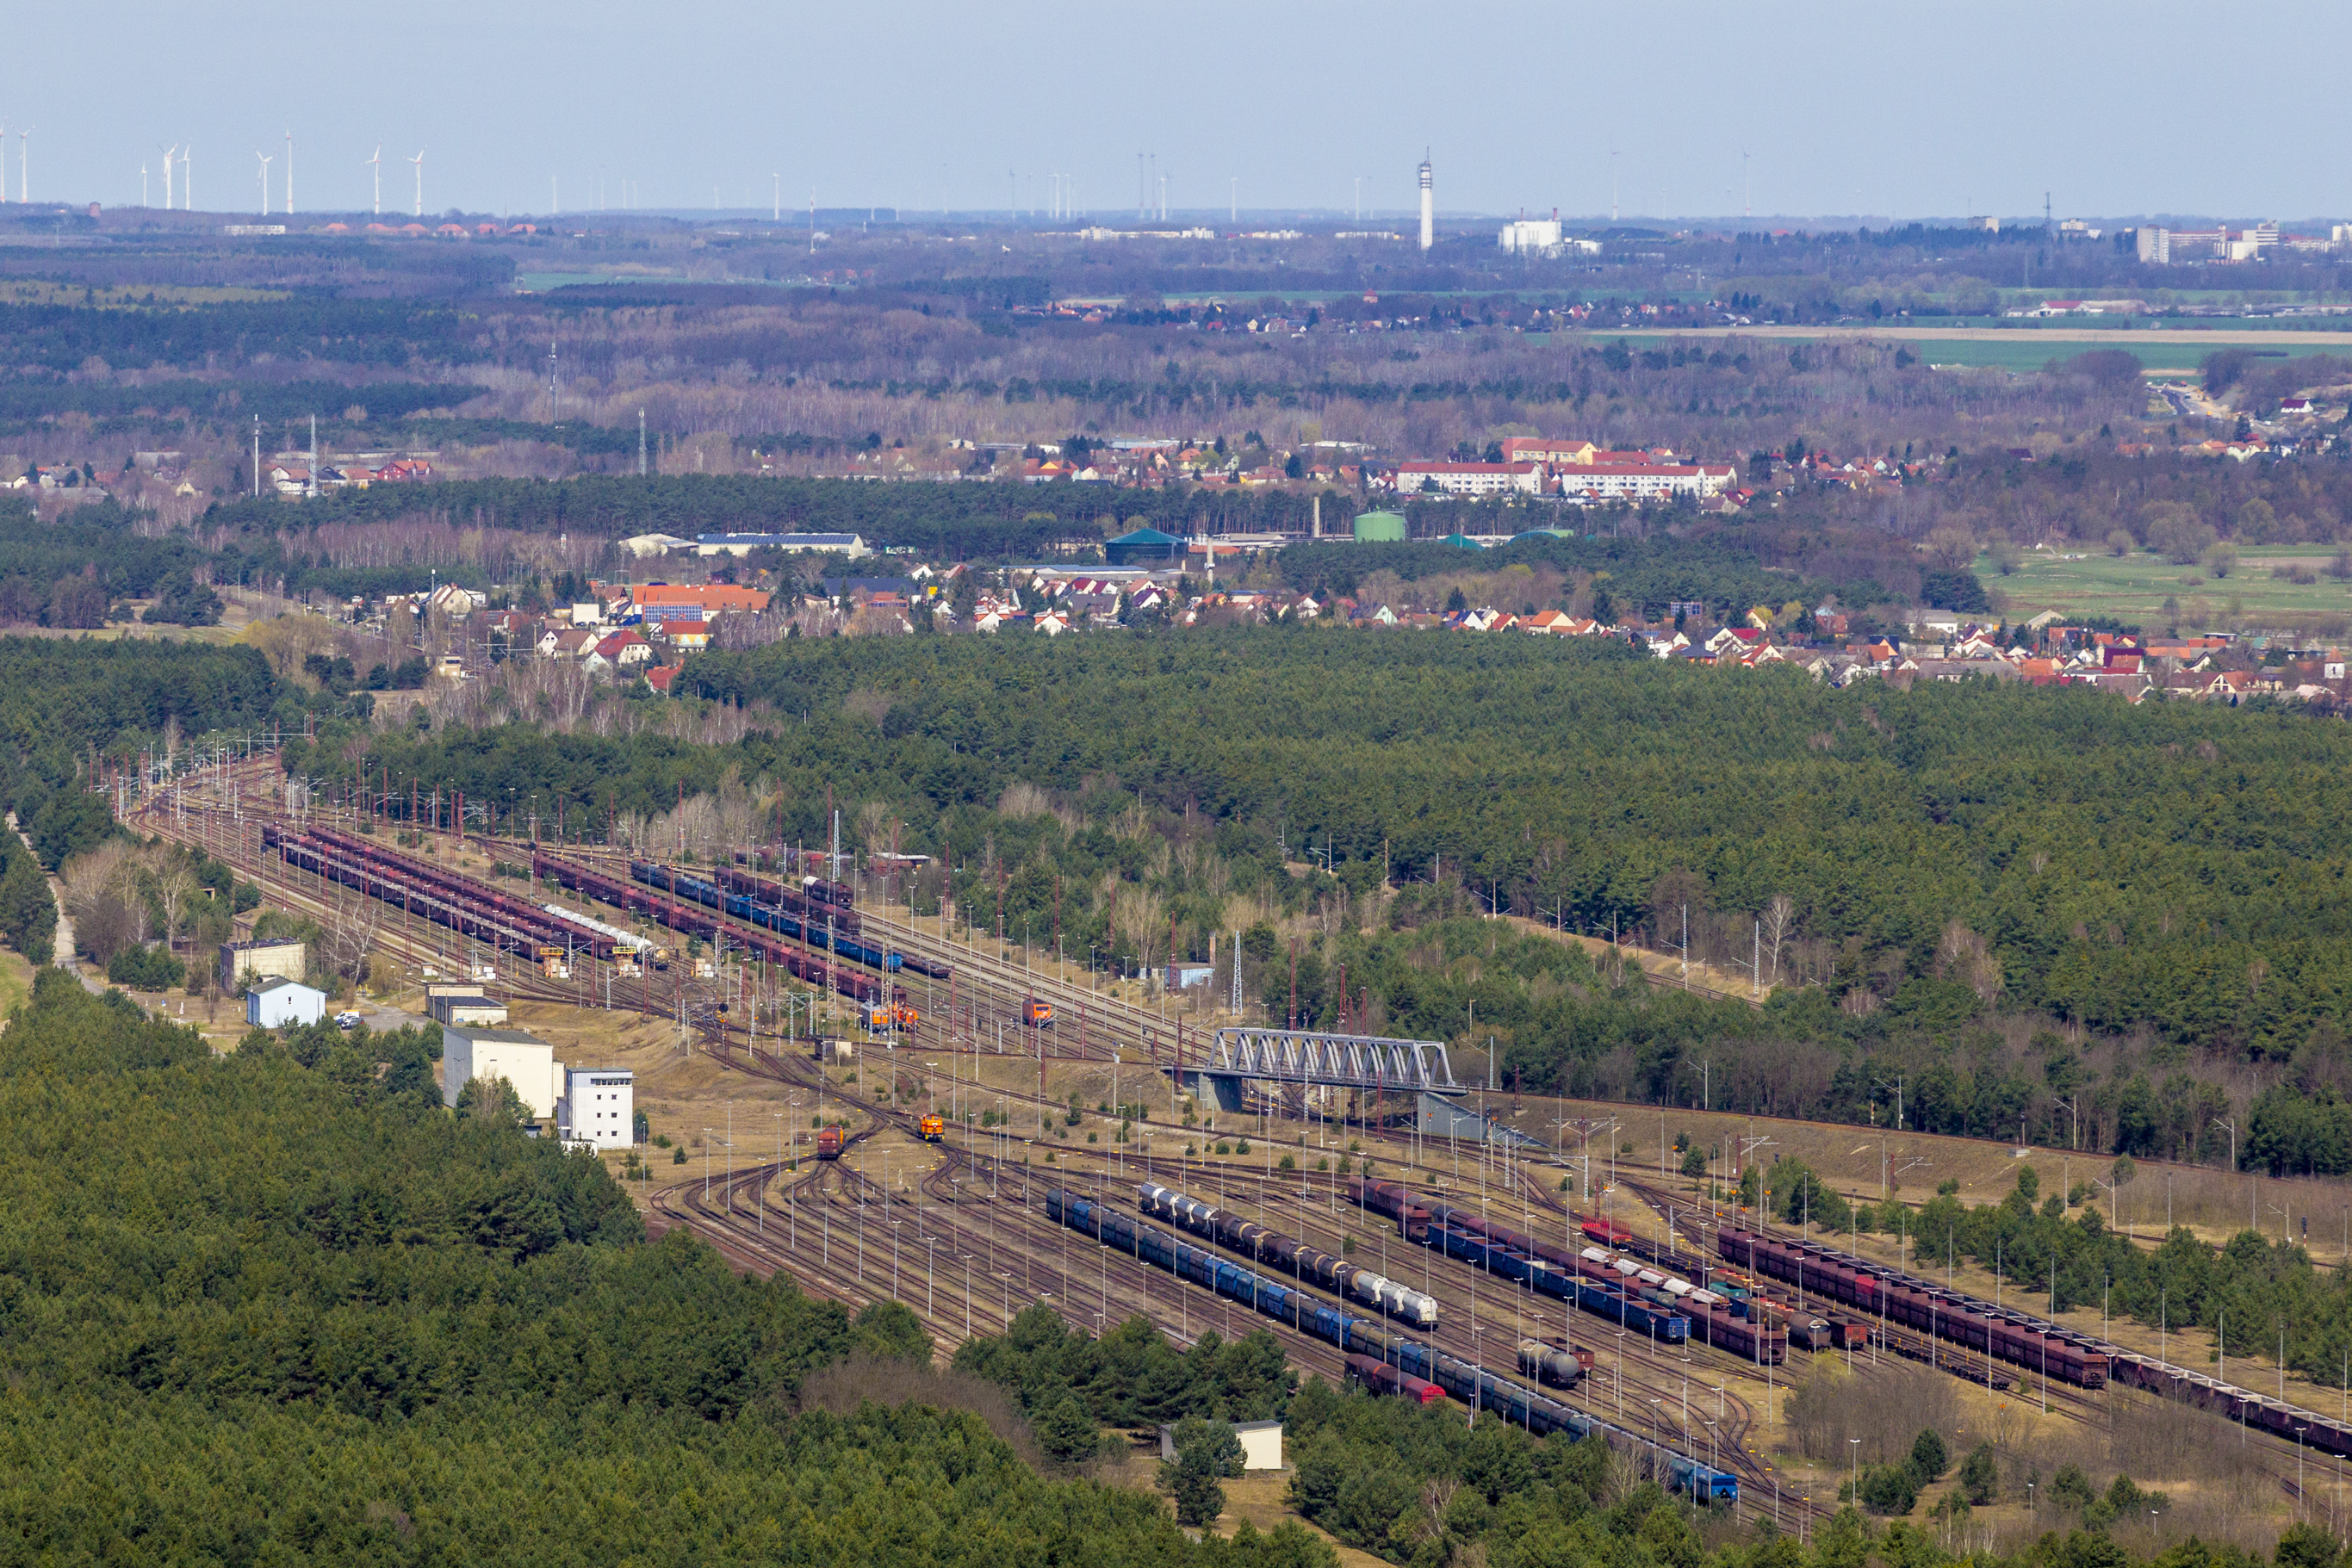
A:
[442,1025,562,1119]
[561,1068,636,1150]
[1555,463,1736,502]
[1393,461,1544,498]
[246,977,326,1029]
[694,532,870,559]
[617,533,695,558]
[1499,219,1562,254]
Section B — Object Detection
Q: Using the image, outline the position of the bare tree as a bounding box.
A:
[1764,895,1796,985]
[320,885,381,986]
[151,856,197,953]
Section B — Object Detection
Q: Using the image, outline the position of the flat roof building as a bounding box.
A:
[220,938,307,992]
[428,993,512,1027]
[442,1026,562,1119]
[695,532,869,558]
[560,1068,636,1150]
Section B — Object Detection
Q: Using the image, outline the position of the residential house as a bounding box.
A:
[549,628,599,661]
[593,629,654,669]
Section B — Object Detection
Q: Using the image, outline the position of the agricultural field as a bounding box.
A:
[1979,543,2352,629]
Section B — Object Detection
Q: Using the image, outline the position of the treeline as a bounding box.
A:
[0,377,486,433]
[953,1306,1294,1460]
[0,297,485,373]
[195,473,1347,558]
[1859,439,2352,556]
[670,631,2352,1055]
[1276,530,1941,621]
[0,637,280,867]
[0,506,224,627]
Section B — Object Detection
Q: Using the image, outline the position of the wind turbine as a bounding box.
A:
[366,146,381,215]
[409,150,424,218]
[182,145,193,210]
[16,127,31,205]
[283,131,294,216]
[160,145,177,210]
[255,151,273,216]
[140,162,148,208]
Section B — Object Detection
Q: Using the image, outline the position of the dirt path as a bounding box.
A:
[5,813,98,995]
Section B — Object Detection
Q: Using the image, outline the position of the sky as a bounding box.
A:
[15,0,2349,225]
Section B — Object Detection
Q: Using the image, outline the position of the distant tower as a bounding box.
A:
[1418,150,1434,251]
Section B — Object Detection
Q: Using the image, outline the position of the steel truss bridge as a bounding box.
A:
[1175,1026,1462,1097]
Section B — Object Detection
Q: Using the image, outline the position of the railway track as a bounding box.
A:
[127,773,1803,1518]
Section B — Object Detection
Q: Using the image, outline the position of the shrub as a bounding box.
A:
[1857,1464,1919,1515]
[106,944,185,990]
[1957,1443,1999,1504]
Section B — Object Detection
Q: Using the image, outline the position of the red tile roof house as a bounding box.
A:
[593,629,655,668]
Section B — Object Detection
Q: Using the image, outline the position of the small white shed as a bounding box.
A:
[246,978,327,1029]
[1159,1420,1283,1471]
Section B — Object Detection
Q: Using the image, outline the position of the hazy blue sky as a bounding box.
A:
[18,1,2348,222]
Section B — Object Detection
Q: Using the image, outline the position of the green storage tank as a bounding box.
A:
[1353,510,1407,542]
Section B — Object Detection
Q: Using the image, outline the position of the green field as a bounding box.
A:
[1982,544,2352,631]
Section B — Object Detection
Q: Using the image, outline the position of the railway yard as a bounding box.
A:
[117,747,2352,1546]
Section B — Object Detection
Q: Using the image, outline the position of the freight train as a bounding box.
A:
[712,865,863,938]
[1136,1182,1441,1328]
[1719,1228,2106,1388]
[265,824,619,960]
[1348,1180,1783,1357]
[1046,1187,1738,1502]
[633,860,899,969]
[1345,1354,1446,1404]
[627,860,951,980]
[533,852,904,1008]
[1715,1225,2352,1457]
